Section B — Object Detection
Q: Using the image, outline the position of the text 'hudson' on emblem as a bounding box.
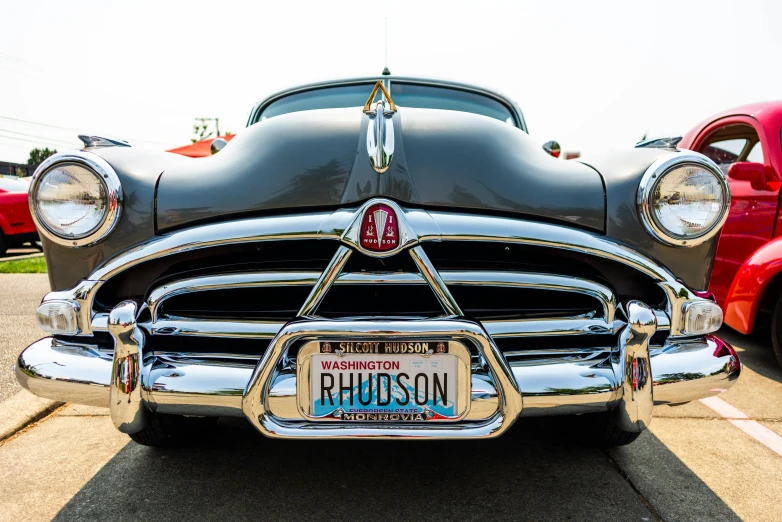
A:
[360,203,399,252]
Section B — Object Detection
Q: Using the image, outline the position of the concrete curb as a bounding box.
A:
[0,390,62,442]
[0,253,45,263]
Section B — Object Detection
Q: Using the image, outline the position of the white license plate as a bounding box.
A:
[299,340,471,422]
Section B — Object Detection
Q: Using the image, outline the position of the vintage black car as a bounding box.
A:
[16,75,740,447]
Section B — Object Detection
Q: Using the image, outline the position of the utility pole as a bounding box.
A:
[195,117,221,137]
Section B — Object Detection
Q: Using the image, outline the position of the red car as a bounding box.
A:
[680,101,782,364]
[0,176,38,255]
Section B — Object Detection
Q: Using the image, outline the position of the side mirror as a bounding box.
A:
[211,137,228,155]
[728,162,766,190]
[542,140,561,158]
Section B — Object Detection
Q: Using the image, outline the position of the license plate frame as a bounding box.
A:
[296,339,472,422]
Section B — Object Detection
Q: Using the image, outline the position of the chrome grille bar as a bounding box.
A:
[149,317,282,339]
[441,271,615,323]
[140,316,621,340]
[147,271,320,322]
[141,269,617,325]
[484,317,616,338]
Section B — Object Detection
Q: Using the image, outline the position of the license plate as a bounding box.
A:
[297,340,471,422]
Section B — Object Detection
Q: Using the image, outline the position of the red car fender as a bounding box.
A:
[0,210,12,236]
[0,190,37,236]
[723,235,782,334]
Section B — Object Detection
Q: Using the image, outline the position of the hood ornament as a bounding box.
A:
[364,80,396,173]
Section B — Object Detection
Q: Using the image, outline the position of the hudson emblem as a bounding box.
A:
[360,203,399,252]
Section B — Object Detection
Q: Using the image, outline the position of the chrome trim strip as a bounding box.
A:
[148,317,282,340]
[85,207,683,286]
[441,271,616,323]
[338,272,425,284]
[91,212,339,282]
[29,151,123,248]
[140,316,623,340]
[298,245,352,317]
[141,317,623,340]
[409,246,463,317]
[420,211,676,282]
[147,271,319,322]
[78,207,662,280]
[484,317,617,338]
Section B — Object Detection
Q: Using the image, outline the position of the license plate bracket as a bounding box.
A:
[296,339,472,422]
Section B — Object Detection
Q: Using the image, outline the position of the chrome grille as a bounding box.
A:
[74,204,689,353]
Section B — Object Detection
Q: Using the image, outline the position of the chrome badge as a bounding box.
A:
[360,203,399,252]
[363,80,396,173]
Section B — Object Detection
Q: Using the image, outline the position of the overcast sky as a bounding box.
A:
[1,0,780,164]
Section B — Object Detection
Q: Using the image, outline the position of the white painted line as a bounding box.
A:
[700,396,748,419]
[700,396,782,458]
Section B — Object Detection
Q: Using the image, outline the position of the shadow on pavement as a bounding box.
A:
[53,417,738,521]
[720,327,782,384]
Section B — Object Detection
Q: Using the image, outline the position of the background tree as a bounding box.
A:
[27,147,57,165]
[191,122,214,143]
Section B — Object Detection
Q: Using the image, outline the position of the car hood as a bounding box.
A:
[156,107,605,232]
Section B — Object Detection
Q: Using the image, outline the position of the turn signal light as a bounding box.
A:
[682,301,723,336]
[36,301,80,336]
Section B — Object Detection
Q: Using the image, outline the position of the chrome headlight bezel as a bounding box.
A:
[29,151,123,248]
[637,152,730,247]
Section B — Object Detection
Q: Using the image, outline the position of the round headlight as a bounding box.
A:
[30,152,122,247]
[638,153,730,247]
[37,163,108,238]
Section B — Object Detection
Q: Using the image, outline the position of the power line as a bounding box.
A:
[0,128,77,147]
[0,132,71,147]
[0,51,33,67]
[0,115,172,147]
[0,115,82,133]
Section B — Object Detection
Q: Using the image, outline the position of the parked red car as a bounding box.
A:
[0,176,38,255]
[680,101,782,364]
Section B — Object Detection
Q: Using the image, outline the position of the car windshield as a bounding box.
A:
[258,82,517,126]
[0,177,30,193]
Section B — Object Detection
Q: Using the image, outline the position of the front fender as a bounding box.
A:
[0,210,11,236]
[724,235,782,334]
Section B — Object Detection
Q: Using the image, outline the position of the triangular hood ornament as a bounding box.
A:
[364,80,396,173]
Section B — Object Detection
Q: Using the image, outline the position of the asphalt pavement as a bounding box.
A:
[0,274,781,521]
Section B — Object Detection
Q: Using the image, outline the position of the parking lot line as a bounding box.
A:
[701,396,782,457]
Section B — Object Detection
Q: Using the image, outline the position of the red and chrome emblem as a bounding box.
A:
[360,203,399,252]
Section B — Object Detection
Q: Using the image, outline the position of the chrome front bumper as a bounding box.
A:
[16,204,742,439]
[16,318,740,439]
